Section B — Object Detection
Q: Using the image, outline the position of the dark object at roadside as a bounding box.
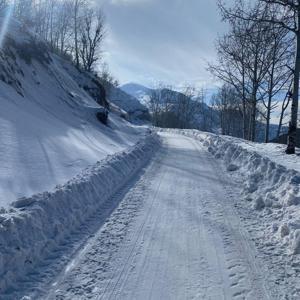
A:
[83,78,109,109]
[96,108,109,125]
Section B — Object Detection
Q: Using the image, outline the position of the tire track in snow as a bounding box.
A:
[39,132,271,300]
[103,157,167,300]
[192,139,272,300]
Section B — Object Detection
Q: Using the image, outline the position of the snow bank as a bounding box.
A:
[181,130,300,209]
[162,129,300,256]
[0,133,160,294]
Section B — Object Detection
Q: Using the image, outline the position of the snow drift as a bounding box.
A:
[186,131,300,211]
[0,132,160,295]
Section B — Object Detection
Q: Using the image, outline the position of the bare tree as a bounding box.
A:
[176,86,196,129]
[79,7,105,71]
[14,0,33,25]
[149,88,163,127]
[72,0,85,68]
[56,1,73,53]
[149,84,214,131]
[213,85,244,137]
[278,85,293,137]
[0,0,8,12]
[261,25,293,142]
[148,84,179,128]
[209,8,272,141]
[218,0,299,153]
[16,0,106,69]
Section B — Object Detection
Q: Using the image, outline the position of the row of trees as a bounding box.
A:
[0,0,105,72]
[149,85,216,131]
[211,85,245,138]
[210,0,299,154]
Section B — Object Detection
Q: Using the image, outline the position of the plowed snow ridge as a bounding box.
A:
[0,133,160,295]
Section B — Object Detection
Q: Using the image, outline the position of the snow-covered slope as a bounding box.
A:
[0,20,148,207]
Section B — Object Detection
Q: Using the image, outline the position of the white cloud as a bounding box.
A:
[109,0,150,5]
[99,0,229,89]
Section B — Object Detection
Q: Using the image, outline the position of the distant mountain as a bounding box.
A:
[99,82,150,122]
[121,83,153,107]
[121,83,152,98]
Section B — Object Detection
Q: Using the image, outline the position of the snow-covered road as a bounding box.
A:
[34,132,271,300]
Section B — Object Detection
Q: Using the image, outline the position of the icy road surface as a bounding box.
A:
[38,132,271,300]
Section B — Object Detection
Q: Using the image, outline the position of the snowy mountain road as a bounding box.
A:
[36,132,271,300]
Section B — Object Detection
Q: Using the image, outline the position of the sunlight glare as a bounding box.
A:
[0,2,14,48]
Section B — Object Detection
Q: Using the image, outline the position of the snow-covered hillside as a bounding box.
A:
[0,20,148,207]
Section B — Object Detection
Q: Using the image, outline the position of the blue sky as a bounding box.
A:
[97,0,231,90]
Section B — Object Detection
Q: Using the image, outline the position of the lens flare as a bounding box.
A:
[0,2,14,48]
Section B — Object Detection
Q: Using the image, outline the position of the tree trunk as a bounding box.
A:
[250,101,256,141]
[242,70,247,140]
[265,95,272,143]
[250,54,259,142]
[250,82,258,142]
[74,1,80,68]
[266,65,275,143]
[286,12,300,154]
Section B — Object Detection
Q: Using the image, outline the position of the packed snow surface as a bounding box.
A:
[16,132,280,300]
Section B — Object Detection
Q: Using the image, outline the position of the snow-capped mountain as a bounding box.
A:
[121,83,152,98]
[121,83,153,107]
[105,81,150,122]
